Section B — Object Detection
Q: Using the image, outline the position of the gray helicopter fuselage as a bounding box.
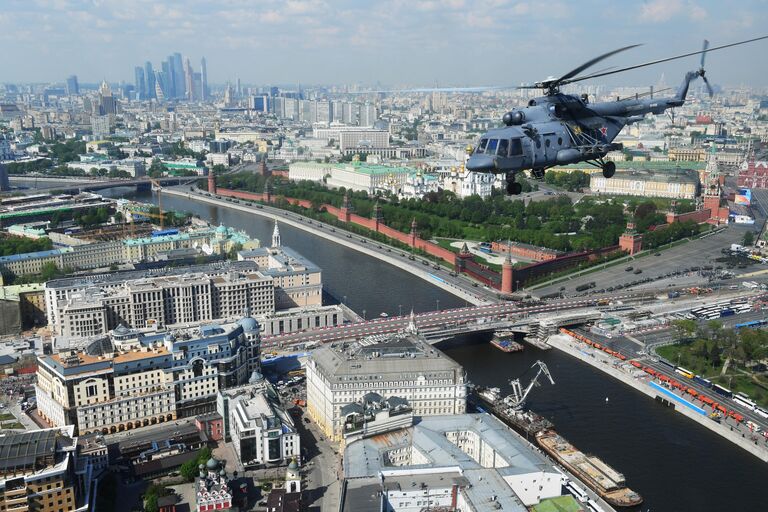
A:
[466,70,698,176]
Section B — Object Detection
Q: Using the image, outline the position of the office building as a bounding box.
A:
[65,75,79,95]
[342,414,563,511]
[50,265,274,338]
[0,426,97,512]
[306,319,467,441]
[35,315,261,434]
[200,57,208,101]
[90,115,111,138]
[145,61,156,99]
[97,80,116,115]
[172,53,185,99]
[134,66,146,100]
[220,373,300,467]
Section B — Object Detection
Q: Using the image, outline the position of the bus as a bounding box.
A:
[755,407,768,419]
[713,384,733,398]
[674,367,695,379]
[733,393,757,411]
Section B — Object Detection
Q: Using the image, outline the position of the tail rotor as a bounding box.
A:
[698,39,714,97]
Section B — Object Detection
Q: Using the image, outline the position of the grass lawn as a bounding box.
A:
[432,238,463,253]
[0,413,16,422]
[0,422,23,429]
[656,345,768,408]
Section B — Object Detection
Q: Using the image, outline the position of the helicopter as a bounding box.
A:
[463,36,768,195]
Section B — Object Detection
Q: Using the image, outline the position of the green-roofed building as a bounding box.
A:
[532,495,585,512]
[289,160,417,194]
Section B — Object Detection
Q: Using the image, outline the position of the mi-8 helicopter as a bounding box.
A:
[464,36,768,195]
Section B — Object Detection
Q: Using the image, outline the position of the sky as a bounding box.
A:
[2,0,767,88]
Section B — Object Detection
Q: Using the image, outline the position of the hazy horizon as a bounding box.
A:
[3,0,767,88]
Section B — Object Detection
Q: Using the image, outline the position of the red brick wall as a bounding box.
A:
[349,213,377,231]
[213,187,457,264]
[490,241,559,261]
[666,209,712,224]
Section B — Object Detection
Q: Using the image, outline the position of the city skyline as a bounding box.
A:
[2,0,767,87]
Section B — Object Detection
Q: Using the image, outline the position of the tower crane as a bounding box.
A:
[505,360,555,410]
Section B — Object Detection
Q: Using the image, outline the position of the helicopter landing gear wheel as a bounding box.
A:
[602,161,616,179]
[532,168,545,180]
[505,172,522,195]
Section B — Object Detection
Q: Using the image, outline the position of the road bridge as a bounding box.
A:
[261,299,606,350]
[10,175,195,194]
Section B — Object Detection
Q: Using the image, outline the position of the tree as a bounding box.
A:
[40,262,60,282]
[743,230,755,246]
[179,446,212,482]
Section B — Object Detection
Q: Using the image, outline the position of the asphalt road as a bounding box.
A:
[261,297,609,349]
[534,225,751,298]
[179,186,498,305]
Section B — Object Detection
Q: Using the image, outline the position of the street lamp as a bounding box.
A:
[342,295,346,305]
[436,299,440,311]
[398,304,403,317]
[362,309,366,320]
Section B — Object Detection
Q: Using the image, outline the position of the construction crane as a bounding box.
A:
[505,360,555,410]
[124,206,166,237]
[149,178,163,229]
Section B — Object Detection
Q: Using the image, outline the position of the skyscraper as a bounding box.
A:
[145,61,156,100]
[184,58,193,101]
[98,80,117,115]
[162,59,174,98]
[172,52,185,99]
[200,57,208,101]
[154,72,166,102]
[134,66,146,100]
[65,75,79,95]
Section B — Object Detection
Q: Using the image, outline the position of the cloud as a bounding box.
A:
[639,0,708,23]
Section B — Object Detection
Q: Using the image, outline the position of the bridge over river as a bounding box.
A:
[262,298,608,350]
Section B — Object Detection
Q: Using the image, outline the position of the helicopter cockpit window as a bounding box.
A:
[509,139,522,156]
[476,138,488,154]
[497,139,509,157]
[486,139,499,154]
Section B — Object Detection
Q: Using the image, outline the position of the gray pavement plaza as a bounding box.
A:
[534,224,753,298]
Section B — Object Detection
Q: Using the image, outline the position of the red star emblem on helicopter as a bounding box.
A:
[599,126,608,137]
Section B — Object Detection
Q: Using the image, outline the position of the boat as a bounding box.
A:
[472,387,553,437]
[379,312,389,318]
[490,332,524,353]
[536,430,643,507]
[477,387,502,405]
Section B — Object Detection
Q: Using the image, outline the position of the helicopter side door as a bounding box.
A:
[542,132,560,165]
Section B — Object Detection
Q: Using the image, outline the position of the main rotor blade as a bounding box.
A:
[557,45,641,83]
[700,39,709,68]
[561,35,768,85]
[702,76,714,97]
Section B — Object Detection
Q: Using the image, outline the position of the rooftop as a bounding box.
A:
[45,260,259,290]
[310,333,462,382]
[592,167,700,184]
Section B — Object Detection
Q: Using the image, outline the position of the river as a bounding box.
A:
[21,181,768,510]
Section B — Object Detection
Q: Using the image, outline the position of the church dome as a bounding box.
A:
[206,458,220,470]
[287,458,299,470]
[237,316,260,333]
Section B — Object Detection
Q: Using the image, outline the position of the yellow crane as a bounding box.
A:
[122,178,166,238]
